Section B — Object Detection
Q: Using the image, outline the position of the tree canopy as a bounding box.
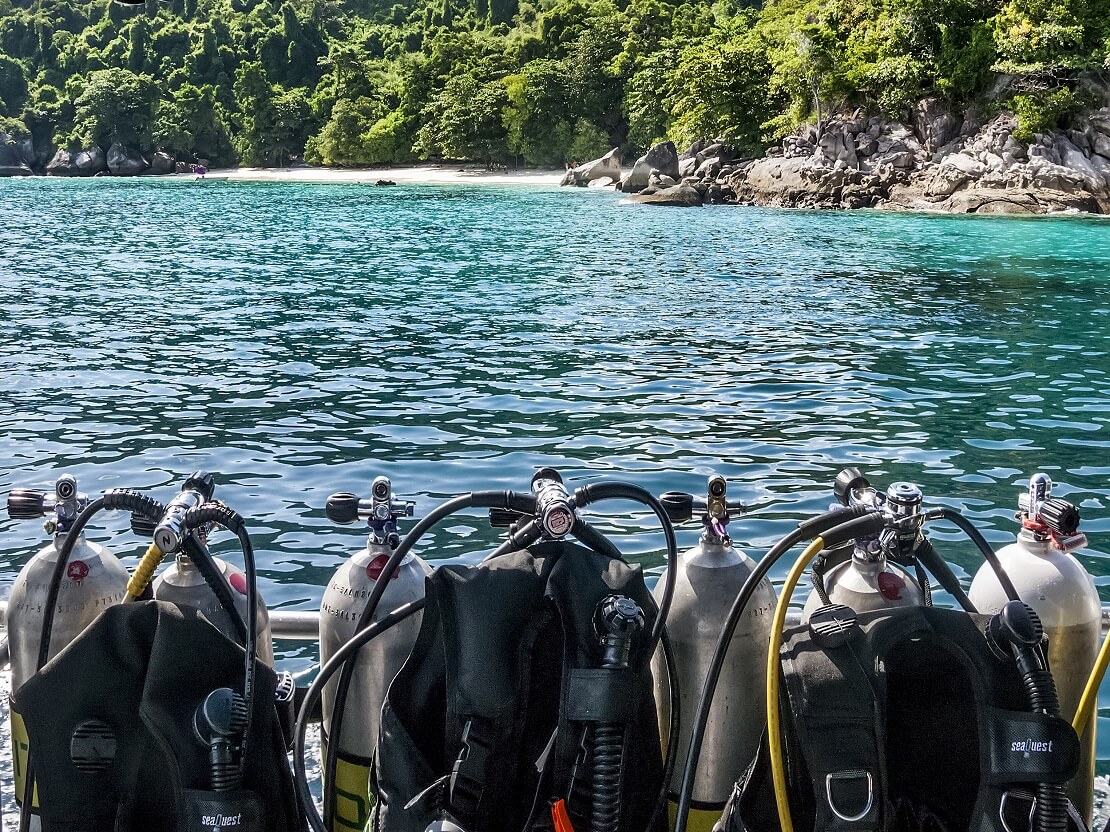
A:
[0,0,1106,167]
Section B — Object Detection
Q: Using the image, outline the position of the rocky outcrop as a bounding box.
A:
[0,133,32,176]
[46,149,78,176]
[560,147,621,186]
[627,181,703,207]
[620,141,679,193]
[74,147,107,176]
[107,143,149,176]
[150,151,175,175]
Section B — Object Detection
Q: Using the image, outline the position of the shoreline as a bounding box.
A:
[218,165,565,185]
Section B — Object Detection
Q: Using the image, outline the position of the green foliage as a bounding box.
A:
[71,68,155,148]
[0,0,1106,169]
[1010,87,1087,140]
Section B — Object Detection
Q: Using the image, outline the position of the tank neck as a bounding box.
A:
[686,539,742,568]
[52,532,85,552]
[1016,526,1055,554]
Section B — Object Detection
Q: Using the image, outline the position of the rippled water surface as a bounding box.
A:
[1,177,1109,801]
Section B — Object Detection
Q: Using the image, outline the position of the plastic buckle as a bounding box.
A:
[449,719,494,819]
[825,770,874,823]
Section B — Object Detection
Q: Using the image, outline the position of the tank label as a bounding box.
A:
[66,561,90,583]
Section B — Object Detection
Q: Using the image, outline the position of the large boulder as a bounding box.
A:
[620,141,679,193]
[150,151,175,175]
[816,127,858,168]
[107,143,149,176]
[0,134,32,176]
[1055,136,1107,194]
[923,153,986,196]
[46,149,78,176]
[915,97,962,154]
[560,147,621,187]
[74,147,107,176]
[627,181,703,207]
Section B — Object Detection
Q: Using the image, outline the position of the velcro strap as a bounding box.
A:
[564,668,636,722]
[984,709,1080,785]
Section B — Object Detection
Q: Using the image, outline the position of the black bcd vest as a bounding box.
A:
[375,541,665,832]
[14,600,303,832]
[718,605,1085,832]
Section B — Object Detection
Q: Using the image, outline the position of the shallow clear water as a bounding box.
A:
[1,177,1109,810]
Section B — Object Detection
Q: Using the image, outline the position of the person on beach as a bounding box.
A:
[194,164,207,180]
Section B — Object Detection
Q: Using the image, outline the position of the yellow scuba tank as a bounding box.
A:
[5,474,130,830]
[652,476,776,832]
[319,476,431,831]
[969,473,1100,825]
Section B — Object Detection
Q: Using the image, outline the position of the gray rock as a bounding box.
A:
[627,181,703,207]
[1094,132,1110,159]
[0,136,32,176]
[695,156,722,179]
[74,147,107,176]
[915,97,962,152]
[648,172,678,189]
[621,141,679,193]
[1089,109,1110,136]
[678,157,698,178]
[924,153,986,196]
[107,143,149,176]
[817,128,858,168]
[1056,137,1106,193]
[150,152,175,175]
[678,140,704,162]
[47,149,78,176]
[560,147,621,187]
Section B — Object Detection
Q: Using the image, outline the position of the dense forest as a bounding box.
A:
[0,0,1107,168]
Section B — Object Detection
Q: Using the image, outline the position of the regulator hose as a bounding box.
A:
[1074,631,1110,737]
[295,599,426,832]
[933,507,1020,602]
[184,502,261,779]
[673,504,865,832]
[572,481,680,660]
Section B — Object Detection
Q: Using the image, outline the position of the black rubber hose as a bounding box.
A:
[914,537,977,613]
[572,517,626,562]
[673,504,865,832]
[573,482,679,661]
[323,491,532,830]
[184,503,259,780]
[1022,663,1067,832]
[295,599,425,832]
[934,507,1020,602]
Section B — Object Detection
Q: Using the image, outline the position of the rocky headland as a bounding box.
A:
[0,135,203,178]
[563,99,1110,214]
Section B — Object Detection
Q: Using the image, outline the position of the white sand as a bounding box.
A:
[209,165,565,185]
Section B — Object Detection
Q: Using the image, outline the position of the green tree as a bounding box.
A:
[415,73,509,163]
[0,54,27,116]
[153,83,235,163]
[71,68,156,148]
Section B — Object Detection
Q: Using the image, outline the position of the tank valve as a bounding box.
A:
[659,476,744,543]
[7,474,89,535]
[1016,474,1088,553]
[153,471,215,553]
[326,477,415,548]
[532,469,576,540]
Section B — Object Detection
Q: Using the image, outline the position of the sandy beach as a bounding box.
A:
[212,164,566,185]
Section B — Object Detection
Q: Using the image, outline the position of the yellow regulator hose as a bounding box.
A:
[1073,623,1110,736]
[767,536,827,832]
[125,541,166,602]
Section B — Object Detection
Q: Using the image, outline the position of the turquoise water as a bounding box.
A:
[1,177,1109,769]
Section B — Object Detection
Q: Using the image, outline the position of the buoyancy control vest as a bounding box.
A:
[719,605,1085,832]
[13,600,303,832]
[375,541,665,832]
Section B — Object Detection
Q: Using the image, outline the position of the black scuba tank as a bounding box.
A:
[373,540,666,832]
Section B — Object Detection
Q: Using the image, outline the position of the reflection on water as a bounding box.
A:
[0,179,1108,817]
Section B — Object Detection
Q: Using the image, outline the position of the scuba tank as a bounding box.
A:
[5,474,130,829]
[803,470,928,617]
[148,472,276,666]
[652,476,775,832]
[11,474,301,832]
[319,476,430,832]
[969,473,1101,825]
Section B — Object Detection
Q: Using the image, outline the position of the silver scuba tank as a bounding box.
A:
[803,474,925,617]
[148,473,275,666]
[652,476,776,832]
[5,475,130,829]
[320,477,432,832]
[152,550,276,666]
[968,473,1100,824]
